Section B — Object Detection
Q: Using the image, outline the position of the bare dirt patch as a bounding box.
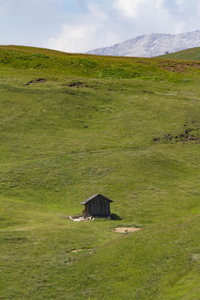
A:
[71,249,91,253]
[71,249,83,253]
[159,61,200,73]
[112,227,142,233]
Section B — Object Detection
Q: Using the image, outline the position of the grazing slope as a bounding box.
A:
[0,46,200,299]
[159,47,200,60]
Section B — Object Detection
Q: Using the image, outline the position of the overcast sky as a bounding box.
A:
[0,0,200,53]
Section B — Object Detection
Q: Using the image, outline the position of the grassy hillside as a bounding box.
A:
[159,47,200,60]
[1,45,200,299]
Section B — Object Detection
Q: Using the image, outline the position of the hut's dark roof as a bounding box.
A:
[81,194,113,205]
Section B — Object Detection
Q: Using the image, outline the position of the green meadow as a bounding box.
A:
[0,46,200,299]
[160,47,200,60]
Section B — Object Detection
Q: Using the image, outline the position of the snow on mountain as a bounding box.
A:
[86,30,200,57]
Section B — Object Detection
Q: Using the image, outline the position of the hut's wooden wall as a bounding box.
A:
[85,195,111,216]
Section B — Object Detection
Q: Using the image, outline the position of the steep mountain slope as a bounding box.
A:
[1,46,200,299]
[87,30,200,57]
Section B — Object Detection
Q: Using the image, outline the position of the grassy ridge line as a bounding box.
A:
[0,45,200,80]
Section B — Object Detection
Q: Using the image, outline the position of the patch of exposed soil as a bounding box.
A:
[71,249,83,253]
[71,248,91,253]
[159,61,200,73]
[112,227,141,233]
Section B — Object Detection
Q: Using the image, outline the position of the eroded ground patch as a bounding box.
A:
[112,227,142,233]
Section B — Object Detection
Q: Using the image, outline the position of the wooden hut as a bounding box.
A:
[81,194,113,218]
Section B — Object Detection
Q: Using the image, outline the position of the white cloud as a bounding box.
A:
[112,0,166,18]
[175,0,184,10]
[0,0,67,46]
[156,0,165,8]
[112,0,180,34]
[1,0,200,53]
[47,3,120,53]
[0,1,11,17]
[48,24,98,53]
[173,0,200,32]
[47,0,176,53]
[46,0,200,53]
[112,0,145,18]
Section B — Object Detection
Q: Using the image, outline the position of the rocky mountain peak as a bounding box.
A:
[87,30,200,57]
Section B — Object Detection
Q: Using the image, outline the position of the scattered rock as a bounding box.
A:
[24,80,34,86]
[143,90,154,94]
[69,82,83,87]
[69,215,93,222]
[153,127,200,143]
[25,78,46,86]
[36,78,46,83]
